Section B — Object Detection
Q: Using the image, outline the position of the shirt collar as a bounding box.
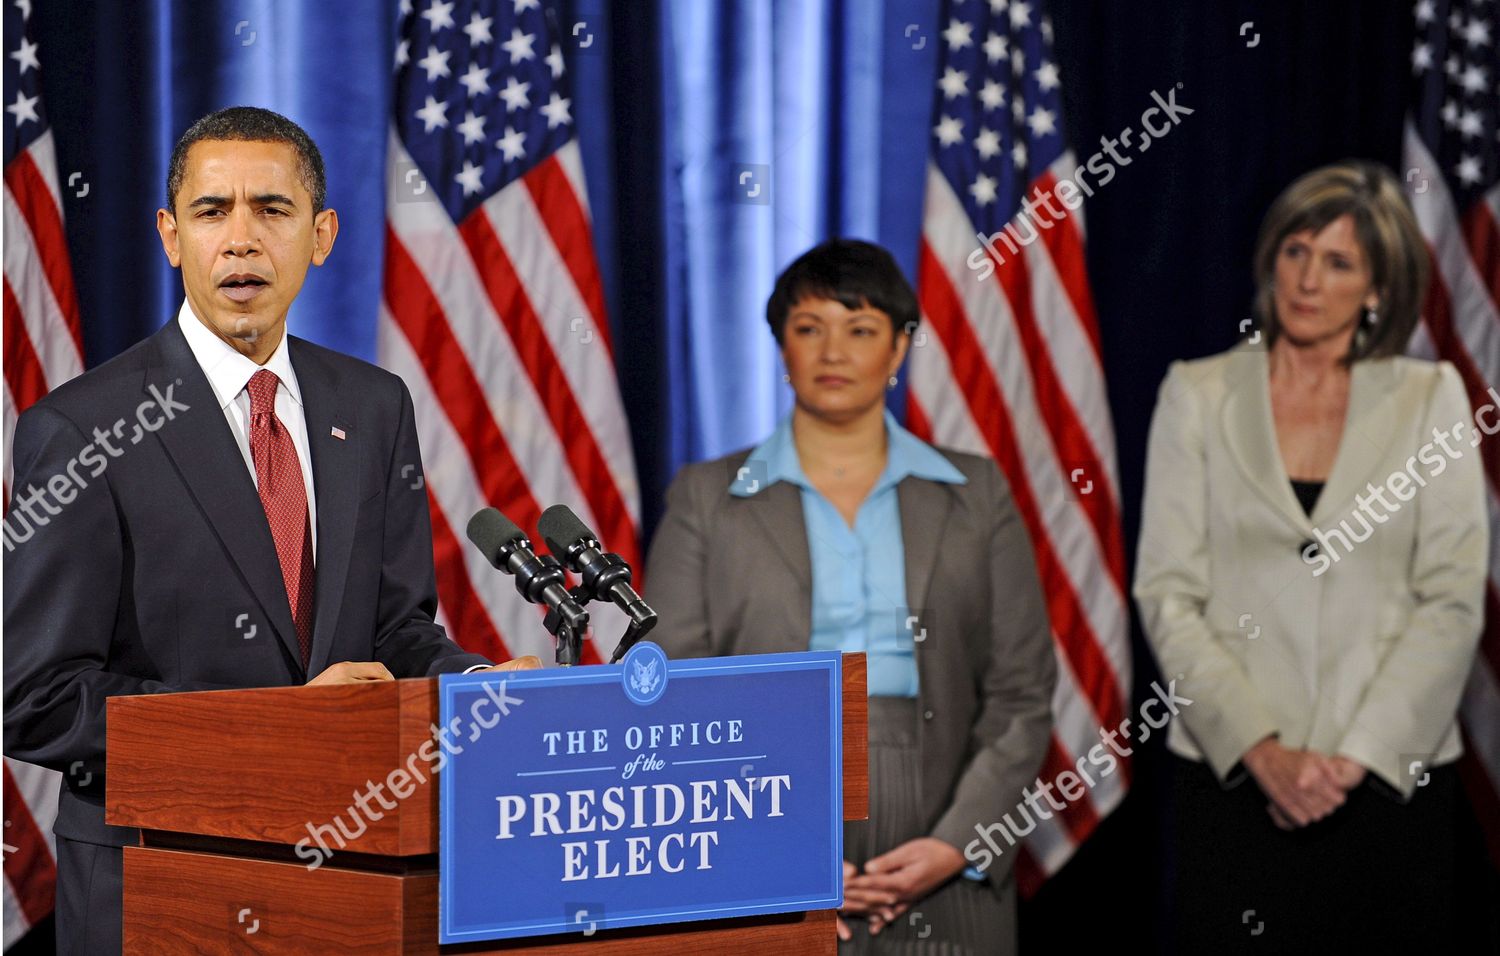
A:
[176,300,302,411]
[882,410,968,489]
[729,410,967,497]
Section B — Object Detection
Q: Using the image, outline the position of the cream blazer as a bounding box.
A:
[1133,344,1487,799]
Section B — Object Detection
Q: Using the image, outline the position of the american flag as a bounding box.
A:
[3,0,84,944]
[907,0,1130,893]
[1404,0,1500,865]
[380,0,640,665]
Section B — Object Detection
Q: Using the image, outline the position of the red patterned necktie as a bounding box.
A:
[246,369,315,667]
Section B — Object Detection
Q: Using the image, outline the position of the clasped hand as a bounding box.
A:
[835,837,966,941]
[1242,737,1367,830]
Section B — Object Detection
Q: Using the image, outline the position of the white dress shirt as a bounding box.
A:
[177,301,318,560]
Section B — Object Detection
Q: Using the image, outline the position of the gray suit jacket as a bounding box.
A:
[643,444,1056,887]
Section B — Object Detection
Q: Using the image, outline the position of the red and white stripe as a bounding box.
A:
[2,759,58,948]
[3,128,84,948]
[4,130,85,486]
[1403,122,1500,866]
[910,153,1131,894]
[379,133,639,665]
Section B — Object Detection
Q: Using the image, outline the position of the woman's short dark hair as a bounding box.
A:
[1251,161,1428,362]
[766,239,918,345]
[166,106,327,215]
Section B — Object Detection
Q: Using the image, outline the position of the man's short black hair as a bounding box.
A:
[165,106,327,214]
[765,239,919,345]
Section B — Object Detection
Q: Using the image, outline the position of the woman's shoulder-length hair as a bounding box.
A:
[1251,160,1429,363]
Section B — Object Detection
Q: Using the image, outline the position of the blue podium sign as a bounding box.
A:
[438,644,844,944]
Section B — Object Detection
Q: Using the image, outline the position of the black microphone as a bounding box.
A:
[537,505,657,663]
[465,508,589,666]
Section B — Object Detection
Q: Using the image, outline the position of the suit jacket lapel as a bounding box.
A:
[898,477,954,617]
[740,475,812,652]
[1219,347,1314,535]
[739,465,956,650]
[290,339,357,678]
[146,321,305,673]
[1310,358,1399,527]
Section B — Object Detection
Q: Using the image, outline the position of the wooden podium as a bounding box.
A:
[106,654,867,954]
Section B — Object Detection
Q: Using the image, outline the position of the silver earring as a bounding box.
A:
[782,373,791,383]
[1364,305,1378,326]
[887,376,898,390]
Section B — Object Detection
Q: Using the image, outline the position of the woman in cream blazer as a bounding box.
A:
[1134,162,1487,954]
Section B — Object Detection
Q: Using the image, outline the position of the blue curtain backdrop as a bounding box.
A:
[32,2,1500,950]
[37,0,399,363]
[33,0,944,539]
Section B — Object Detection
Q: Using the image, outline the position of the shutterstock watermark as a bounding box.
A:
[1300,385,1500,576]
[293,679,524,871]
[2,383,190,551]
[965,84,1192,282]
[963,679,1193,873]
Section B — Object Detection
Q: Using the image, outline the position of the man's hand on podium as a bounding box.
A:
[469,656,543,673]
[306,662,396,685]
[305,657,543,685]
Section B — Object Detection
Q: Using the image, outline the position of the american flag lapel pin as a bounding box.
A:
[331,426,346,441]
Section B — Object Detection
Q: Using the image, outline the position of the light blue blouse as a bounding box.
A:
[729,411,967,697]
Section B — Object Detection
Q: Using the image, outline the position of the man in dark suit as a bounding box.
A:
[2,107,535,954]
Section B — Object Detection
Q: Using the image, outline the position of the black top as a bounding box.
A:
[1289,479,1324,517]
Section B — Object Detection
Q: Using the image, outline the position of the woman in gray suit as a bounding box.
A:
[1134,162,1487,953]
[645,239,1056,954]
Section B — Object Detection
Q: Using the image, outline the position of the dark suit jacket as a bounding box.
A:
[643,445,1056,890]
[2,320,489,848]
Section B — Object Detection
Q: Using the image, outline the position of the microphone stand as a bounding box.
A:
[610,613,657,664]
[561,546,657,663]
[549,540,654,660]
[510,550,589,667]
[542,603,588,667]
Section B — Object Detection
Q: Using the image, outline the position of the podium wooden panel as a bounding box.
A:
[107,653,867,954]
